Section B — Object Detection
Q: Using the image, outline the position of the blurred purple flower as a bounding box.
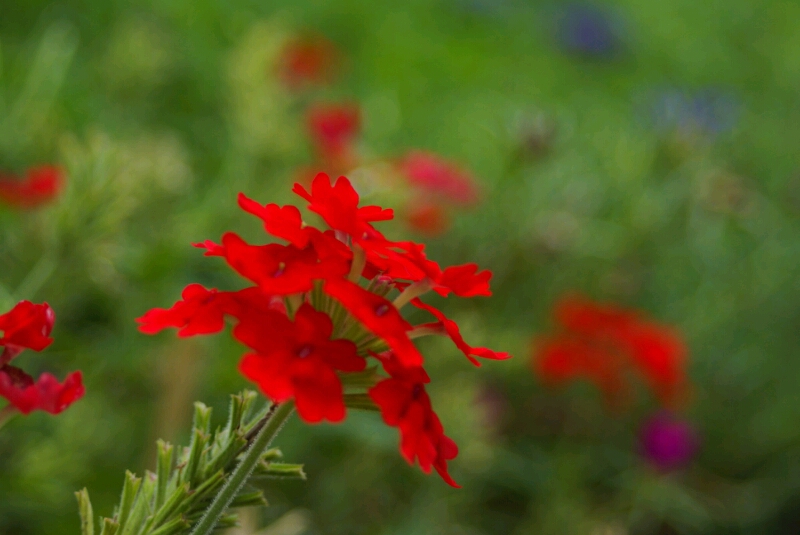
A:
[639,411,700,471]
[651,89,738,135]
[557,4,621,57]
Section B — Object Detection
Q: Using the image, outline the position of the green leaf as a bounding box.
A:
[154,441,174,510]
[343,393,380,412]
[99,518,119,535]
[116,471,142,527]
[120,472,155,535]
[75,488,95,535]
[148,517,189,535]
[253,462,307,481]
[149,482,190,527]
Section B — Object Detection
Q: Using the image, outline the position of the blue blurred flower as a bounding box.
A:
[557,4,621,57]
[651,88,739,136]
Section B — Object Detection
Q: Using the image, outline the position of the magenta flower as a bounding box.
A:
[639,411,699,471]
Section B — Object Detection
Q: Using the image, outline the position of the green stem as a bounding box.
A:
[189,401,295,535]
[347,244,366,283]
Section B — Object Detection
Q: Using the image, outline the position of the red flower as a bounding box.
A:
[306,103,361,163]
[0,301,55,363]
[533,295,688,406]
[238,193,310,248]
[0,367,84,415]
[399,151,480,206]
[369,356,459,487]
[139,173,512,487]
[0,166,64,208]
[554,296,639,337]
[621,323,688,406]
[293,173,393,238]
[221,232,349,295]
[323,278,423,367]
[535,335,625,403]
[277,35,338,89]
[238,304,364,423]
[412,299,511,366]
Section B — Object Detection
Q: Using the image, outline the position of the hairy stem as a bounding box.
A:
[189,401,295,535]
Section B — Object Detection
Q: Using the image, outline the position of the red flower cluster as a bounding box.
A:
[532,295,689,407]
[138,172,510,486]
[0,301,84,415]
[277,34,339,89]
[395,151,482,236]
[0,166,64,209]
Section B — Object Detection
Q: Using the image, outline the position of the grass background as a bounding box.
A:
[1,1,800,533]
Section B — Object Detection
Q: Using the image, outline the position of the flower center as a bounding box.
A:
[374,304,390,317]
[273,262,286,277]
[296,344,313,358]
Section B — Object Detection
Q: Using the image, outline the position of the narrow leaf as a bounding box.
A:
[75,488,95,535]
[116,471,141,527]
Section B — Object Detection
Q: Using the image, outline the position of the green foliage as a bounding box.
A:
[75,393,304,535]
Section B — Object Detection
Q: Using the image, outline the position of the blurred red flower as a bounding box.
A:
[398,151,481,206]
[405,201,450,236]
[277,35,339,89]
[306,103,361,168]
[532,294,689,407]
[0,165,64,208]
[394,151,482,236]
[0,301,84,416]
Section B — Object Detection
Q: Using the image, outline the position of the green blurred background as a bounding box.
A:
[2,0,800,533]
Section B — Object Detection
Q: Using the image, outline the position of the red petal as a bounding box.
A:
[239,351,295,402]
[324,279,423,367]
[238,193,310,248]
[290,358,347,423]
[0,300,55,355]
[435,263,492,297]
[411,299,511,366]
